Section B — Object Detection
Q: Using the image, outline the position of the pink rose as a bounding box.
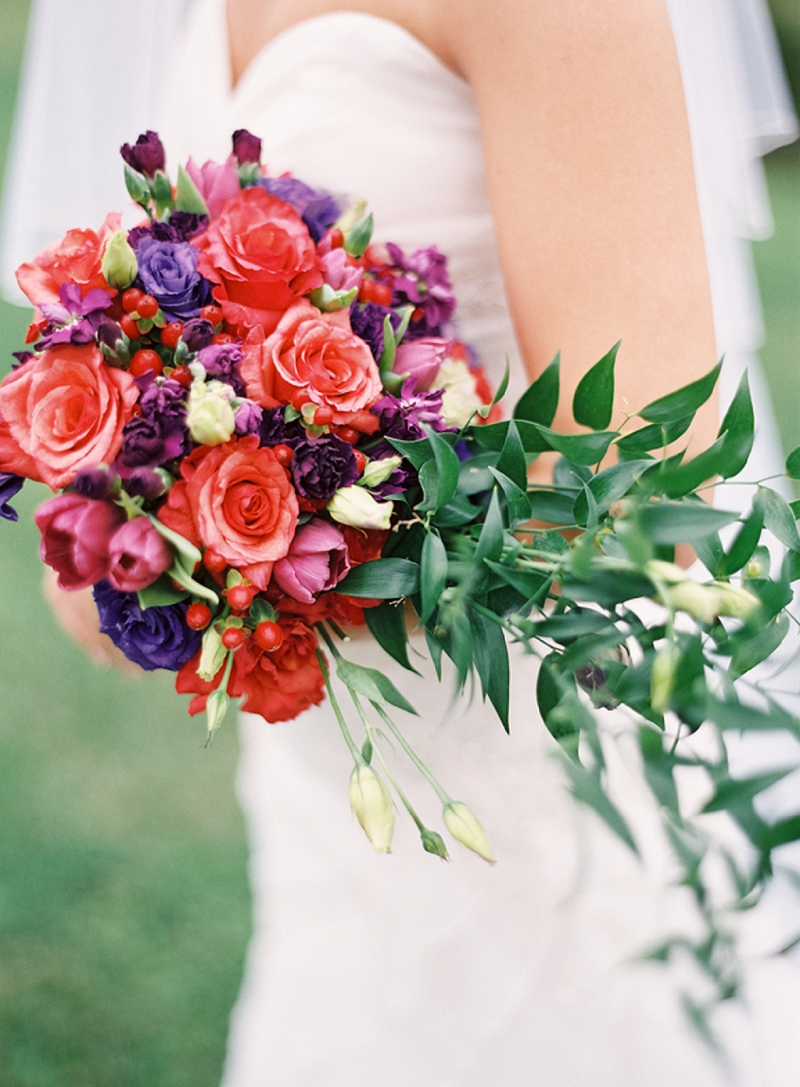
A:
[319,248,363,293]
[241,300,382,432]
[393,337,452,392]
[15,212,122,306]
[272,518,350,604]
[106,517,174,592]
[194,187,323,337]
[34,493,125,590]
[0,343,138,490]
[185,155,241,219]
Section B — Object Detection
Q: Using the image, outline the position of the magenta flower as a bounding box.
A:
[272,519,350,604]
[185,156,241,218]
[34,493,125,590]
[320,249,362,293]
[232,129,262,165]
[393,337,451,391]
[106,516,174,592]
[120,131,166,178]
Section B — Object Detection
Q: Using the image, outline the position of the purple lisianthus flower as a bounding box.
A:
[290,434,360,501]
[232,128,262,164]
[181,318,215,353]
[197,342,245,395]
[385,243,456,338]
[37,284,113,349]
[0,473,23,521]
[259,407,305,448]
[120,131,166,178]
[135,237,210,321]
[349,302,401,362]
[260,177,341,243]
[93,580,201,671]
[374,378,447,441]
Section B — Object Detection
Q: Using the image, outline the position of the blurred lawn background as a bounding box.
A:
[0,2,797,1085]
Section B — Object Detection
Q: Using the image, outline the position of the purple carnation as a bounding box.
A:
[232,129,262,164]
[128,215,207,250]
[135,237,210,320]
[72,465,118,501]
[373,379,447,441]
[120,131,166,178]
[290,434,360,501]
[139,378,188,424]
[260,177,341,243]
[168,212,208,241]
[197,342,245,395]
[181,318,216,353]
[0,473,23,521]
[120,415,186,468]
[349,302,401,362]
[93,580,201,671]
[259,407,305,448]
[385,243,456,339]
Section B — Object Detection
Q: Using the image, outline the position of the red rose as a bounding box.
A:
[278,590,379,628]
[194,187,323,336]
[0,343,138,489]
[241,300,381,432]
[176,618,325,723]
[158,436,298,590]
[15,212,121,306]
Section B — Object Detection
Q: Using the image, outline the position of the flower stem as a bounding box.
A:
[316,648,362,763]
[371,702,452,806]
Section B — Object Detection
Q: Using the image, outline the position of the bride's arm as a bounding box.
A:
[447,0,718,453]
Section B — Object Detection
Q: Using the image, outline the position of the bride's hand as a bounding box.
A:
[42,567,141,675]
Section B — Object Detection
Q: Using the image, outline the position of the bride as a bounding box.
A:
[3,0,800,1083]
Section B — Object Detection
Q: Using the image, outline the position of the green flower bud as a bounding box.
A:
[187,380,236,446]
[713,582,761,621]
[645,559,688,585]
[205,686,229,741]
[198,625,226,682]
[443,801,496,864]
[663,580,721,626]
[650,642,680,715]
[360,455,402,488]
[328,485,394,531]
[101,230,138,290]
[421,828,449,859]
[349,764,395,853]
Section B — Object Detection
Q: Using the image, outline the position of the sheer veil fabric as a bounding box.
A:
[2,1,800,1084]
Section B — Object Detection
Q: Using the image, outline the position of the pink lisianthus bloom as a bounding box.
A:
[106,516,174,592]
[272,518,350,604]
[185,155,241,218]
[319,248,362,293]
[34,493,125,590]
[393,337,452,392]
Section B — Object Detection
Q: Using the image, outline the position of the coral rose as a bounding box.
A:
[176,618,325,723]
[0,343,138,490]
[194,187,323,336]
[241,300,382,432]
[158,436,298,589]
[15,212,122,306]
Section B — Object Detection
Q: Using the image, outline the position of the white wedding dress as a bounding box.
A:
[3,2,800,1084]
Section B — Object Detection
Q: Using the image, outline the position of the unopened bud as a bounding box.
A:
[443,801,495,864]
[663,581,721,626]
[198,625,226,682]
[349,764,395,853]
[713,582,761,621]
[187,380,236,446]
[420,828,449,859]
[328,485,394,531]
[360,455,402,488]
[650,642,680,715]
[101,230,138,290]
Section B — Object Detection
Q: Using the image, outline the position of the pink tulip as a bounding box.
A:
[34,493,125,590]
[320,249,363,293]
[392,337,452,392]
[106,516,174,592]
[272,519,350,604]
[185,156,241,218]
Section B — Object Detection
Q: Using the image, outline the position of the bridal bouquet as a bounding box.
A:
[3,130,800,1018]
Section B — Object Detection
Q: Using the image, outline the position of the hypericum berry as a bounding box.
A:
[272,444,294,467]
[221,626,246,650]
[170,365,193,387]
[212,332,234,345]
[129,349,163,378]
[411,306,425,324]
[161,321,184,349]
[353,449,367,475]
[225,583,257,612]
[200,304,223,326]
[358,279,377,304]
[203,549,227,575]
[371,282,393,307]
[335,426,359,445]
[254,621,284,652]
[122,287,144,313]
[137,294,159,319]
[119,314,140,340]
[185,602,212,630]
[328,227,344,249]
[313,405,333,426]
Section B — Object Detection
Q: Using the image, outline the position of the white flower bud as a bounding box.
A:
[198,625,226,682]
[650,643,680,715]
[360,455,402,488]
[434,359,483,428]
[328,485,394,530]
[713,582,761,621]
[663,581,721,626]
[349,764,395,853]
[645,559,688,585]
[187,380,236,446]
[443,801,496,864]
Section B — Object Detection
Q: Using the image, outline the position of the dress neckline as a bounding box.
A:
[222,4,466,98]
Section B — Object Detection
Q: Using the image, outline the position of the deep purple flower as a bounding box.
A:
[290,434,360,501]
[259,407,305,448]
[11,351,33,368]
[93,580,201,671]
[128,215,207,251]
[120,131,166,178]
[168,212,208,241]
[0,473,23,521]
[373,379,447,441]
[349,302,401,362]
[260,177,341,242]
[232,129,262,164]
[197,342,245,395]
[181,318,215,353]
[385,243,456,338]
[72,465,119,501]
[124,467,168,499]
[139,378,188,424]
[363,443,417,499]
[120,416,186,468]
[136,237,210,321]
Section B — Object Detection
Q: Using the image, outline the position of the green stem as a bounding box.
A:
[316,649,362,763]
[371,702,452,806]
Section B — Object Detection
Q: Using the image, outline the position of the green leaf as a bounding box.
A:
[758,486,800,551]
[344,212,373,258]
[638,362,721,424]
[513,352,560,427]
[730,613,791,675]
[469,608,510,731]
[558,754,639,853]
[123,163,150,204]
[527,489,579,526]
[478,358,510,418]
[615,414,694,455]
[483,559,550,603]
[473,488,505,566]
[536,653,565,722]
[472,419,553,455]
[691,531,725,577]
[175,163,210,216]
[656,435,730,499]
[786,445,800,480]
[377,314,398,371]
[458,452,496,495]
[707,695,800,735]
[415,428,460,513]
[716,504,764,577]
[762,815,800,850]
[137,576,189,610]
[425,627,443,679]
[495,419,528,490]
[572,341,619,430]
[365,601,420,673]
[431,493,481,528]
[419,531,449,624]
[489,467,532,526]
[702,769,795,813]
[637,502,739,544]
[337,557,420,598]
[572,459,651,524]
[533,611,611,640]
[533,426,616,466]
[336,658,418,714]
[717,371,754,478]
[387,436,434,470]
